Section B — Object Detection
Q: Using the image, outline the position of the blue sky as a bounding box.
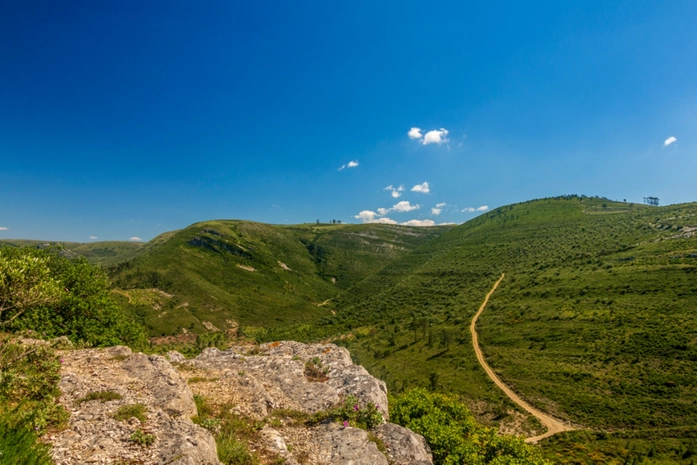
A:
[2,1,696,241]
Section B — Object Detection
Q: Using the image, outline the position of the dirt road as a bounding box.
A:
[470,273,575,443]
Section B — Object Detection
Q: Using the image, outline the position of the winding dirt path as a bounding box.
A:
[470,273,575,443]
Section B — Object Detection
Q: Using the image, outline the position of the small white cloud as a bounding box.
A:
[384,185,405,198]
[89,236,98,240]
[0,227,8,231]
[377,207,389,215]
[129,236,143,241]
[391,201,419,212]
[338,160,359,171]
[431,208,442,216]
[408,127,423,139]
[439,222,456,225]
[462,207,475,212]
[354,211,378,222]
[436,202,446,208]
[402,219,436,227]
[476,205,489,211]
[411,182,430,194]
[664,136,677,146]
[422,128,449,145]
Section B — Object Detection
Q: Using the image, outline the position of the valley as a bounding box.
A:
[6,195,697,463]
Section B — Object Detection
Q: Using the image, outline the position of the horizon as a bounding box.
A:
[2,1,696,242]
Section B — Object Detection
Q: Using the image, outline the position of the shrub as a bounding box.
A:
[130,429,156,447]
[0,246,146,348]
[390,389,551,465]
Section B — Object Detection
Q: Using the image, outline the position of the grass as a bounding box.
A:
[113,404,148,423]
[76,390,123,404]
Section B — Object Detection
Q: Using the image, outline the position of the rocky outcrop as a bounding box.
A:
[49,341,432,465]
[47,346,220,464]
[375,422,433,465]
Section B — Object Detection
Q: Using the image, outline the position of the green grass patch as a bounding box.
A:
[77,390,123,404]
[113,404,148,423]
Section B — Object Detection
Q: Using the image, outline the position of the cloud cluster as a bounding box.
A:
[384,185,405,198]
[411,182,430,194]
[664,136,677,146]
[408,127,449,145]
[339,160,359,170]
[402,219,435,227]
[462,205,488,212]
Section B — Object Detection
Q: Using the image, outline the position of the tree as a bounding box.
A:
[0,248,63,327]
[0,246,146,347]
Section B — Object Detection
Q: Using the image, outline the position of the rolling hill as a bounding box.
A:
[319,196,697,463]
[0,239,145,266]
[105,220,451,337]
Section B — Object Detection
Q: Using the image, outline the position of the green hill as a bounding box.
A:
[106,220,451,337]
[0,239,144,266]
[320,196,697,462]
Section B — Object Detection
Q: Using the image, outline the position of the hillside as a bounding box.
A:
[321,196,697,462]
[0,239,144,266]
[106,221,450,338]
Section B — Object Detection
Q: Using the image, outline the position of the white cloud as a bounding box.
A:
[0,227,8,231]
[422,128,449,145]
[402,219,436,227]
[391,201,419,212]
[129,236,142,241]
[384,185,405,198]
[369,217,398,225]
[89,236,98,240]
[411,182,430,194]
[338,160,359,171]
[462,207,475,212]
[431,208,442,216]
[436,202,446,208]
[408,127,422,139]
[664,136,677,146]
[439,222,456,225]
[354,210,378,222]
[377,207,389,215]
[476,205,489,211]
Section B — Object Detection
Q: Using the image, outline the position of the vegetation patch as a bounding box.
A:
[77,390,123,404]
[113,404,148,423]
[130,429,156,447]
[303,357,329,382]
[390,388,551,465]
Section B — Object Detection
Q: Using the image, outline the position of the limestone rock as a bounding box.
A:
[317,423,389,465]
[375,422,434,465]
[47,346,220,465]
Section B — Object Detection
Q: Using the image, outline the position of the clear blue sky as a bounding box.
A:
[2,1,696,241]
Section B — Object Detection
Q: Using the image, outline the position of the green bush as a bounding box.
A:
[0,414,53,465]
[390,389,551,465]
[0,246,146,348]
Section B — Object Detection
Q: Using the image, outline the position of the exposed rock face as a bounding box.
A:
[375,422,434,465]
[186,341,389,421]
[49,341,432,465]
[47,346,220,464]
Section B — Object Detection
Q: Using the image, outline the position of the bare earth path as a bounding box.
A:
[470,273,575,443]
